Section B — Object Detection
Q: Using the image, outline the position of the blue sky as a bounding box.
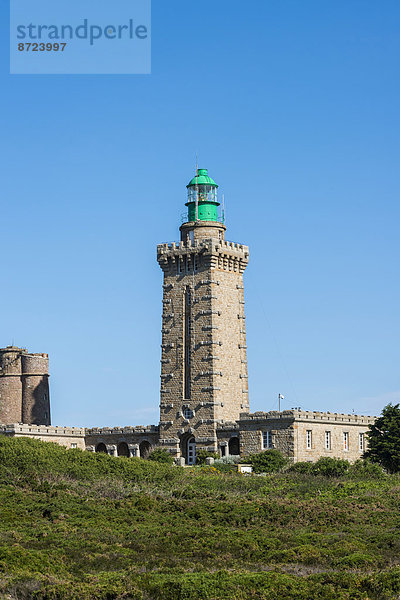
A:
[1,0,399,426]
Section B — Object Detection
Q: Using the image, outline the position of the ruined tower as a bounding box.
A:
[157,169,249,463]
[0,346,51,425]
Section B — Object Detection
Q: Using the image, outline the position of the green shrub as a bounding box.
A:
[195,450,220,465]
[348,459,385,479]
[248,450,289,473]
[213,463,238,474]
[288,461,314,474]
[147,448,174,464]
[313,457,350,477]
[336,551,375,568]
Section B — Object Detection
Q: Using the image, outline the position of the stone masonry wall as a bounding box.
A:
[239,411,296,458]
[293,411,373,462]
[0,348,23,424]
[21,353,51,425]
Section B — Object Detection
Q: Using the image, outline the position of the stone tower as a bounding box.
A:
[0,346,51,425]
[157,169,249,463]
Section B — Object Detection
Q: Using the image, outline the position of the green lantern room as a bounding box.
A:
[186,168,221,223]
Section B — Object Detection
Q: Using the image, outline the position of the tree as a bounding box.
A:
[364,403,400,473]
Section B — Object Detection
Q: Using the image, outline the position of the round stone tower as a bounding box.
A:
[0,346,24,423]
[0,346,51,425]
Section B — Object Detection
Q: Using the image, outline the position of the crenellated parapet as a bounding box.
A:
[157,238,249,274]
[86,425,159,435]
[239,410,375,426]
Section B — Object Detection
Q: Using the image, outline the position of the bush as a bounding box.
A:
[213,463,238,473]
[248,450,289,474]
[313,457,350,477]
[195,450,219,465]
[288,461,314,474]
[348,459,386,479]
[147,449,174,464]
[214,456,241,465]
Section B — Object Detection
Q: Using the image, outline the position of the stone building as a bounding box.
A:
[0,169,375,463]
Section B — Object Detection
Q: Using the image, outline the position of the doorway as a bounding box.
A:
[187,437,196,465]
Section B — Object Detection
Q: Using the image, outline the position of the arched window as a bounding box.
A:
[139,440,151,459]
[117,442,130,457]
[96,443,107,453]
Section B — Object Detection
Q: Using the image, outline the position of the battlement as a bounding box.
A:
[157,239,249,255]
[85,425,159,435]
[0,423,85,436]
[240,410,375,425]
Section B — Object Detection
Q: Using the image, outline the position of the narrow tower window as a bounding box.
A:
[184,287,191,399]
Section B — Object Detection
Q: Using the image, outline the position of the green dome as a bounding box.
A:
[187,168,218,188]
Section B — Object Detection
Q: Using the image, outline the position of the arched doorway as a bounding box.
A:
[187,436,196,465]
[228,437,240,456]
[117,442,130,457]
[96,443,107,453]
[139,440,151,458]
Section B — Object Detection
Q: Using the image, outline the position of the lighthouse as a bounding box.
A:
[157,168,249,464]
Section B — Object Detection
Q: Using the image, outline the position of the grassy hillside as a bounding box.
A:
[0,437,399,599]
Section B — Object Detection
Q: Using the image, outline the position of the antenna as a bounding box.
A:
[222,194,225,224]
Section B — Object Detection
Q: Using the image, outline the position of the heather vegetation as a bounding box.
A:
[0,437,399,600]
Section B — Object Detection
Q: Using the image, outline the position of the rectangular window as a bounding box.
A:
[193,256,198,272]
[325,431,331,450]
[359,433,364,452]
[71,443,77,449]
[306,430,312,449]
[343,432,349,451]
[178,257,185,274]
[262,431,272,449]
